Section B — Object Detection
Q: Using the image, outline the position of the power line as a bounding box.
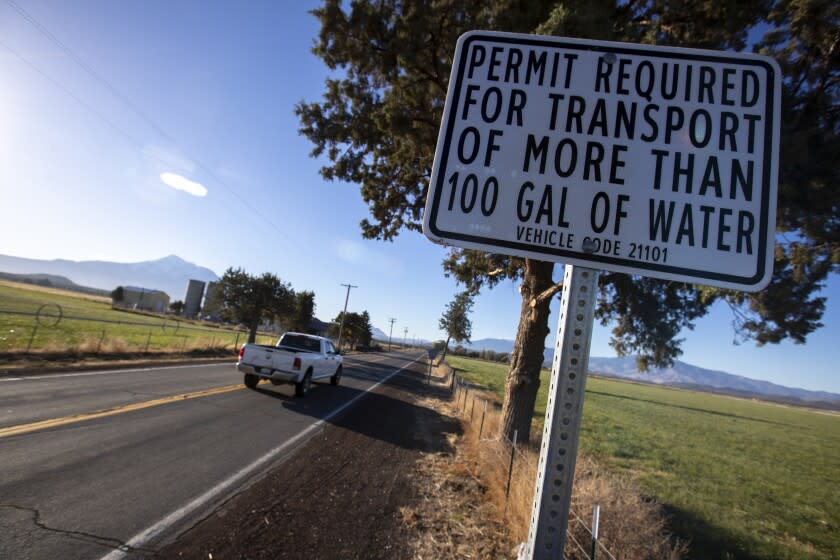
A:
[5,0,166,139]
[0,39,144,150]
[0,39,188,172]
[3,0,291,242]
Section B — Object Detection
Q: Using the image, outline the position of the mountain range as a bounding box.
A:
[0,254,218,301]
[465,337,840,405]
[370,327,433,346]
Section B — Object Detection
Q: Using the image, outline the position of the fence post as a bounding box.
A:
[462,386,469,412]
[427,358,433,384]
[96,329,106,353]
[234,332,240,350]
[470,394,476,420]
[591,504,601,560]
[505,429,518,500]
[210,335,215,349]
[25,324,39,353]
[181,336,187,352]
[144,331,152,352]
[478,399,488,439]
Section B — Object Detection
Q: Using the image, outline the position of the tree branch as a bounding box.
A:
[531,282,564,307]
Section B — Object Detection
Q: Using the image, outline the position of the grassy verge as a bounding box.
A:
[446,356,840,560]
[0,280,275,361]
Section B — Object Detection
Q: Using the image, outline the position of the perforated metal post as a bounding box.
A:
[524,264,600,559]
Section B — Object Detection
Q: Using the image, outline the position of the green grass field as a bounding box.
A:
[446,356,840,560]
[0,280,275,356]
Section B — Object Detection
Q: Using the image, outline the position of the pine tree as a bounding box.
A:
[287,291,316,333]
[438,291,474,363]
[214,268,295,343]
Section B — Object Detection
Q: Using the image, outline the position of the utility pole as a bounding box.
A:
[387,318,396,352]
[336,283,358,351]
[403,327,408,348]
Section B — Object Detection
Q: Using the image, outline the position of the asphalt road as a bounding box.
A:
[0,351,426,560]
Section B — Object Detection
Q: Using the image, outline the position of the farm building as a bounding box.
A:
[120,286,170,313]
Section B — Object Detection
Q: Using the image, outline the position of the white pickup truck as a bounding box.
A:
[237,333,343,397]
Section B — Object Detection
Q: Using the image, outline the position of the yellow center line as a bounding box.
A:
[0,382,250,439]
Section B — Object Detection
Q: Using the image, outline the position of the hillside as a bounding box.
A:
[0,254,218,300]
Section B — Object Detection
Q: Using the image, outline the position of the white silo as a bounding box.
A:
[183,279,206,318]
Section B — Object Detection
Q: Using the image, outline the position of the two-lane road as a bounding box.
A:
[0,351,425,560]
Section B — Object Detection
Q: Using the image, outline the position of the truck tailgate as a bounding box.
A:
[246,347,276,369]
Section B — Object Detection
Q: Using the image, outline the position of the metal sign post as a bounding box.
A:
[523,264,599,558]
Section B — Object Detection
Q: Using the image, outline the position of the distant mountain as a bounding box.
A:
[464,338,840,404]
[371,327,390,340]
[465,338,518,354]
[0,254,218,300]
[371,327,432,347]
[587,356,840,403]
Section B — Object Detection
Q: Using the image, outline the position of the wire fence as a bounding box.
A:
[0,303,275,356]
[451,374,618,560]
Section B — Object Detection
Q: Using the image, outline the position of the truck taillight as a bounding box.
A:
[293,357,302,370]
[238,346,245,359]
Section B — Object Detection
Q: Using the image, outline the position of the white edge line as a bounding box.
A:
[98,353,425,560]
[0,363,236,382]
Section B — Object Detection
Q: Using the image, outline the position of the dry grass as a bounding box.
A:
[432,364,687,560]
[401,394,519,560]
[17,335,223,356]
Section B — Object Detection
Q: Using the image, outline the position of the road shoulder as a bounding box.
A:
[153,362,465,559]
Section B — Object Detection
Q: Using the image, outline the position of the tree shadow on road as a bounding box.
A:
[248,356,461,454]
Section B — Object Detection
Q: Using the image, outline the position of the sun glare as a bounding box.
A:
[160,172,208,197]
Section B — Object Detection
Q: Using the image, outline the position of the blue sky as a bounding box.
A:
[0,0,837,393]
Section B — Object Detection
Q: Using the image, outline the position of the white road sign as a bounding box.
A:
[423,31,781,291]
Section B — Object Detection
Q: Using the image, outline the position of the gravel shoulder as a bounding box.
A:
[153,361,466,560]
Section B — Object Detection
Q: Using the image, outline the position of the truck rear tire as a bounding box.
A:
[244,373,259,389]
[330,365,342,386]
[295,369,313,397]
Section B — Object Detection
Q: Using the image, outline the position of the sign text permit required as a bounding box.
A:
[423,31,781,291]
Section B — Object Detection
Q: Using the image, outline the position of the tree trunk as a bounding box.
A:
[439,335,452,364]
[247,318,259,344]
[499,259,555,443]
